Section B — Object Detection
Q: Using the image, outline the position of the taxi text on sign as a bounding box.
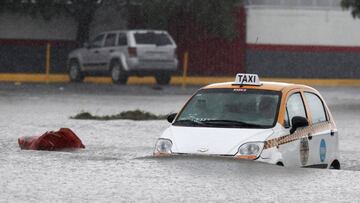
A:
[234,73,261,86]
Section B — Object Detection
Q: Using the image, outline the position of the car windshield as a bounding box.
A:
[134,32,173,46]
[174,88,281,128]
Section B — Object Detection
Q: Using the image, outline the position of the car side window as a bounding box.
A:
[104,33,117,47]
[118,33,128,46]
[304,92,327,124]
[90,34,105,48]
[285,93,307,127]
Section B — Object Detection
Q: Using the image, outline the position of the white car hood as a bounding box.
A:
[164,126,274,155]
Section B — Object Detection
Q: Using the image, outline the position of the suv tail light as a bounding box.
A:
[128,47,137,57]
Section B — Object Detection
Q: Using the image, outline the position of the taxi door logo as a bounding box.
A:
[300,137,309,166]
[320,139,326,162]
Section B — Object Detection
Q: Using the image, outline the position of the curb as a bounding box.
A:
[0,73,360,86]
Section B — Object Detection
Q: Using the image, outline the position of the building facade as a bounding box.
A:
[245,0,360,78]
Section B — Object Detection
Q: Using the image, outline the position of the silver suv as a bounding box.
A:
[67,30,178,85]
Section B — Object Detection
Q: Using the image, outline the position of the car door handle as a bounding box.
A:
[308,133,313,140]
[94,50,99,54]
[109,49,114,53]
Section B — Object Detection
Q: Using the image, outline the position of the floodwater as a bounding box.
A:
[1,83,360,202]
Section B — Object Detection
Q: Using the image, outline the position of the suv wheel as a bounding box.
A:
[155,73,171,85]
[69,60,84,82]
[111,61,128,84]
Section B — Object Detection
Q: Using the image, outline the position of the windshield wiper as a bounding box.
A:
[173,119,207,127]
[173,119,266,128]
[201,119,264,128]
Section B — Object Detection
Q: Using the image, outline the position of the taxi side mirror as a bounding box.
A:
[167,113,177,123]
[290,116,308,134]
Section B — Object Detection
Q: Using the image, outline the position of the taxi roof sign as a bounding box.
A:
[233,73,261,86]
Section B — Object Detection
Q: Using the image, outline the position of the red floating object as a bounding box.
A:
[18,128,85,151]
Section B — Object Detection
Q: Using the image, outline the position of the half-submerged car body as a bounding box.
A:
[154,73,340,169]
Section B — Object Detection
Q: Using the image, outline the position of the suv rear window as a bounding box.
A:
[134,32,173,46]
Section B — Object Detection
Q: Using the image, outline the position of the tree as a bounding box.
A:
[0,0,103,44]
[141,0,242,40]
[0,0,242,43]
[63,0,103,44]
[0,0,64,21]
[341,0,360,18]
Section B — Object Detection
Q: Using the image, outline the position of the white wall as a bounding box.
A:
[0,12,77,40]
[246,7,360,46]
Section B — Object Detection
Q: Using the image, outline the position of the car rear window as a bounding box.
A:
[134,32,173,46]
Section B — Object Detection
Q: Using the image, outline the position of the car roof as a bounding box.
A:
[203,81,316,93]
[99,29,168,34]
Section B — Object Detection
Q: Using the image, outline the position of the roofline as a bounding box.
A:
[98,29,169,34]
[202,81,315,92]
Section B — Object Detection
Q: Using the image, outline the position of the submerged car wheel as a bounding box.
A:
[276,162,284,167]
[69,60,84,82]
[111,61,128,84]
[155,73,171,85]
[329,160,341,170]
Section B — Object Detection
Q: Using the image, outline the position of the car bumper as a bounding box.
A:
[127,58,178,71]
[153,152,279,165]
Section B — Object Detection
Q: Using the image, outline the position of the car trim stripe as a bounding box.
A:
[83,62,107,66]
[264,121,334,149]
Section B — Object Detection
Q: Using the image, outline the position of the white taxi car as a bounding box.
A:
[154,74,340,169]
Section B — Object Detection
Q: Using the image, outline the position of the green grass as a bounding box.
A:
[70,110,168,121]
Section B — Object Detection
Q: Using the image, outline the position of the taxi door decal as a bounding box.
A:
[300,137,309,166]
[320,139,326,162]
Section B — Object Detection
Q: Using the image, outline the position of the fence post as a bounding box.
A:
[45,43,51,83]
[182,51,189,88]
